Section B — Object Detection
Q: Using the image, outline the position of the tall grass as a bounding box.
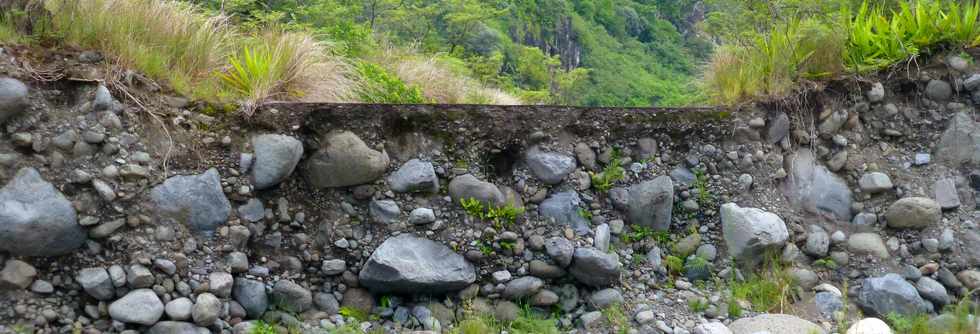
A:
[706,0,980,104]
[378,47,521,105]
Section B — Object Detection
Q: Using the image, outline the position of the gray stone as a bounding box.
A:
[502,276,544,300]
[0,168,83,256]
[147,322,209,334]
[89,218,125,239]
[936,112,980,167]
[305,131,389,188]
[448,174,504,207]
[721,203,789,262]
[369,199,400,224]
[782,150,853,221]
[857,273,933,317]
[819,110,848,134]
[965,74,980,91]
[109,289,165,325]
[359,234,476,294]
[192,292,221,326]
[209,272,234,298]
[532,289,560,307]
[30,279,53,294]
[165,298,193,321]
[388,159,439,193]
[694,322,733,334]
[92,179,116,202]
[127,264,154,288]
[916,277,950,307]
[314,292,340,314]
[925,80,953,101]
[76,267,114,300]
[545,237,574,267]
[321,259,346,275]
[859,172,893,193]
[728,314,824,334]
[588,288,623,309]
[594,223,610,252]
[814,291,843,319]
[0,259,36,289]
[270,280,312,313]
[867,82,885,102]
[539,191,590,235]
[885,197,941,229]
[628,176,673,231]
[150,168,230,233]
[957,270,980,290]
[408,207,436,225]
[0,77,28,123]
[768,112,790,144]
[804,225,830,257]
[847,233,889,258]
[250,134,303,189]
[238,198,265,223]
[575,143,598,171]
[671,167,696,186]
[526,147,576,184]
[934,178,961,210]
[92,85,112,111]
[569,247,621,287]
[233,278,268,319]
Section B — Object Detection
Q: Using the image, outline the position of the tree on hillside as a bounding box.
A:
[440,0,506,54]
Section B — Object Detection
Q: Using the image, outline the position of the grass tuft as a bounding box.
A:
[728,253,795,313]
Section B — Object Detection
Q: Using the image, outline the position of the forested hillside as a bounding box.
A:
[185,0,712,107]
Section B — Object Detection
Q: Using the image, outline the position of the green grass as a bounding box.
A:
[449,304,560,334]
[339,306,370,322]
[885,295,979,334]
[590,154,626,193]
[728,254,795,313]
[688,298,709,313]
[355,61,428,104]
[620,225,659,243]
[602,304,631,334]
[459,197,524,229]
[813,258,839,270]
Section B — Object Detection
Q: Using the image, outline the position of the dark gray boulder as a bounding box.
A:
[782,149,853,222]
[448,174,504,207]
[0,168,84,256]
[539,191,590,235]
[525,147,576,185]
[0,77,28,123]
[857,273,933,317]
[359,234,476,295]
[150,168,230,233]
[936,112,979,167]
[388,159,439,193]
[305,131,389,188]
[568,247,621,287]
[233,278,268,319]
[628,176,673,231]
[249,134,303,190]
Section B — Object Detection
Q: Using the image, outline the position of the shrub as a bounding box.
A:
[355,62,428,104]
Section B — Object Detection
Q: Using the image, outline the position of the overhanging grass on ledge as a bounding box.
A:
[41,0,356,105]
[705,0,980,105]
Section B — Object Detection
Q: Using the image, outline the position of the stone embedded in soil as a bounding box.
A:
[0,77,28,123]
[448,174,505,207]
[721,203,789,262]
[0,259,36,290]
[568,247,621,287]
[192,292,221,326]
[109,288,165,325]
[936,112,980,167]
[150,168,231,233]
[782,149,853,222]
[728,314,825,334]
[925,79,953,101]
[147,321,209,334]
[233,278,268,319]
[0,167,84,256]
[388,158,439,193]
[846,318,892,334]
[857,273,933,318]
[359,234,476,295]
[933,178,961,210]
[249,134,303,190]
[884,197,940,229]
[305,130,389,188]
[539,191,590,235]
[847,233,890,259]
[628,175,673,231]
[270,280,313,313]
[77,267,114,300]
[525,147,577,185]
[858,172,893,193]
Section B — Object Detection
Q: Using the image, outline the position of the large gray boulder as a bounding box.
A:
[150,168,230,233]
[448,174,504,207]
[728,314,825,334]
[306,131,389,188]
[539,191,590,235]
[884,197,940,229]
[270,280,312,313]
[0,168,84,256]
[721,203,789,262]
[628,176,673,231]
[568,247,621,287]
[0,77,28,123]
[936,112,980,167]
[233,278,267,319]
[857,273,933,317]
[525,147,576,185]
[359,234,476,295]
[109,289,165,325]
[388,159,439,193]
[249,134,303,190]
[782,149,853,222]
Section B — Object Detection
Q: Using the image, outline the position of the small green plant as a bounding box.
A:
[500,240,516,251]
[379,295,392,308]
[620,225,658,243]
[602,304,631,334]
[577,207,593,220]
[692,168,714,207]
[729,252,794,313]
[590,153,626,193]
[665,255,685,277]
[461,198,525,229]
[249,321,278,334]
[727,298,743,318]
[813,258,838,270]
[886,312,931,334]
[460,198,486,219]
[339,306,370,322]
[356,61,429,104]
[684,255,712,280]
[688,298,709,313]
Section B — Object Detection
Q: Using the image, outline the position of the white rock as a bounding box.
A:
[846,318,893,334]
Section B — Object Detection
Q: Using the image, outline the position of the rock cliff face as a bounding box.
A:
[0,47,979,334]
